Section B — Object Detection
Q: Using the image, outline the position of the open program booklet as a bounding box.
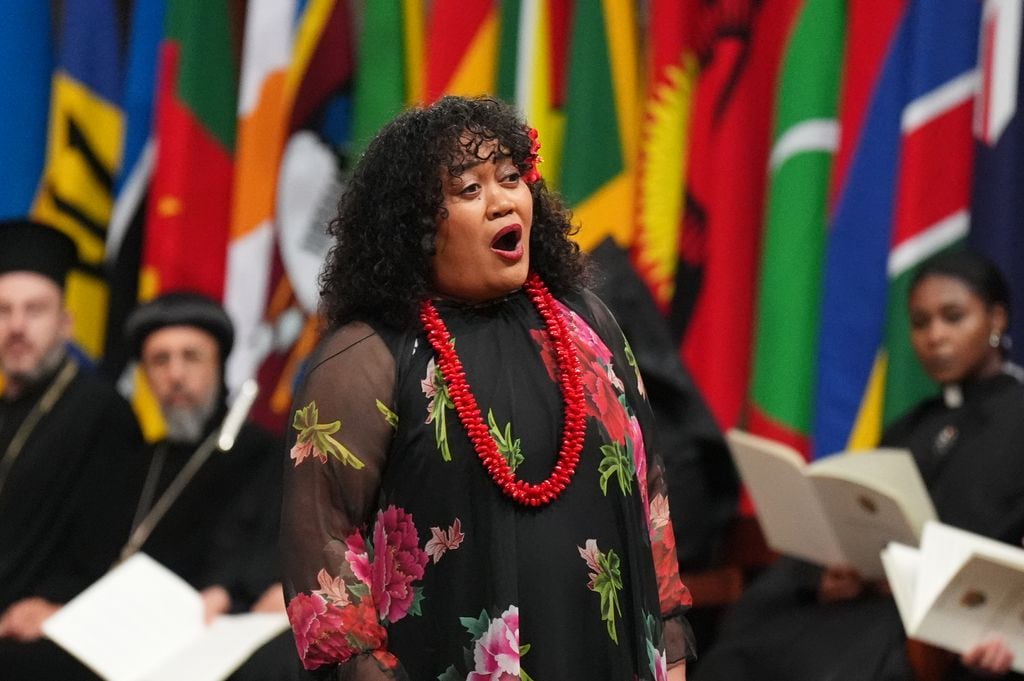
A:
[882,521,1024,673]
[726,429,936,578]
[41,553,290,681]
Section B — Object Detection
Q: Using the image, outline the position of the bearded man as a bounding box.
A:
[0,220,144,676]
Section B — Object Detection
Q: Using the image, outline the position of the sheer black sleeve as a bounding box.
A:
[279,322,408,680]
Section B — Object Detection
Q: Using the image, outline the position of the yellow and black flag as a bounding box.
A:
[32,0,124,361]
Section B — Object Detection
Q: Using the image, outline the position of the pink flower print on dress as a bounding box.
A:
[345,505,429,623]
[290,439,317,465]
[578,539,602,589]
[649,493,670,533]
[313,568,349,606]
[468,605,521,681]
[628,415,651,529]
[425,518,464,564]
[286,592,386,670]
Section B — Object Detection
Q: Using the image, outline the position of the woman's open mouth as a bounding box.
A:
[490,224,523,260]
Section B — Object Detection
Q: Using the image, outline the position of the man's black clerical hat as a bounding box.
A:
[0,219,78,287]
[124,292,235,361]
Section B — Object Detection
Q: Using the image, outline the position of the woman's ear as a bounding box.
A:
[991,304,1009,337]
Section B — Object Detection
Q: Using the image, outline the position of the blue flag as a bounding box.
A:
[970,0,1024,367]
[0,4,53,218]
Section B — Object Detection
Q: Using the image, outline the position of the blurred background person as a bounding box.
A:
[123,291,300,681]
[0,220,144,678]
[693,249,1024,681]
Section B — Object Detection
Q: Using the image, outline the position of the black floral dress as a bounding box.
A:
[281,288,694,680]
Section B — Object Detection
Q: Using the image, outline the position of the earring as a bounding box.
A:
[989,331,1002,348]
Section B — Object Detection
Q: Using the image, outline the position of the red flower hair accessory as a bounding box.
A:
[523,127,543,184]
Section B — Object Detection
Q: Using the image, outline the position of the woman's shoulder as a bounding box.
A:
[303,320,404,381]
[561,287,619,330]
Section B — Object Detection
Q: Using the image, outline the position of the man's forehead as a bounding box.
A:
[141,325,221,354]
[0,271,63,305]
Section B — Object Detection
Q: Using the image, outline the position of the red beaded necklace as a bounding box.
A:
[419,273,588,507]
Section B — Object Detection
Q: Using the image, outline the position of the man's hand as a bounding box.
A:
[0,597,61,641]
[818,565,865,603]
[200,585,231,623]
[250,583,286,614]
[961,637,1013,677]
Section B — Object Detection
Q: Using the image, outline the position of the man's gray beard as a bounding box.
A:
[163,393,219,444]
[2,343,66,397]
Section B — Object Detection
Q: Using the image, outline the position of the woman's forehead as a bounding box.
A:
[455,133,511,160]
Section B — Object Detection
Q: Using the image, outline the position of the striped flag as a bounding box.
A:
[0,3,52,219]
[560,0,640,251]
[425,0,498,101]
[248,0,354,432]
[748,0,846,456]
[814,0,980,457]
[32,0,124,360]
[495,0,571,187]
[676,0,802,431]
[351,0,421,157]
[103,0,166,377]
[223,0,296,391]
[141,0,238,301]
[630,0,700,309]
[969,0,1024,368]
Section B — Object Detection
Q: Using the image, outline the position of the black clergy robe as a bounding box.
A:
[135,413,282,609]
[0,357,145,681]
[0,356,144,611]
[692,372,1024,681]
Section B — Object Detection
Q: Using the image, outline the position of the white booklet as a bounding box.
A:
[42,553,290,681]
[727,429,936,578]
[882,521,1024,673]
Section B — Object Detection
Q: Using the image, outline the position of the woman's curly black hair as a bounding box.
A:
[319,95,589,329]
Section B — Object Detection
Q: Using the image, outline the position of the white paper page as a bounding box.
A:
[42,553,204,681]
[809,450,936,535]
[914,554,1024,673]
[727,429,844,566]
[880,542,920,628]
[143,613,290,681]
[915,522,1024,629]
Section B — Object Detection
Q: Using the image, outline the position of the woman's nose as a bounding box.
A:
[487,188,515,219]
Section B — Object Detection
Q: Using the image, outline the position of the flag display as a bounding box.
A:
[560,0,640,251]
[0,2,52,220]
[814,0,981,457]
[748,0,845,456]
[1,2,1020,461]
[677,0,802,432]
[31,0,123,360]
[247,0,354,431]
[141,0,238,301]
[970,0,1024,368]
[104,0,166,375]
[631,0,698,310]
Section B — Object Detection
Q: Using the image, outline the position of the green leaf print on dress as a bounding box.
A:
[290,401,365,469]
[422,356,455,461]
[376,399,399,429]
[487,409,523,471]
[598,438,634,496]
[579,539,623,644]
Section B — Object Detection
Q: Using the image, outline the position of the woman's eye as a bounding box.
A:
[503,171,521,183]
[459,183,481,196]
[941,309,965,324]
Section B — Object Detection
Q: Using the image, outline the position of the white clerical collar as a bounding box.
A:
[942,384,963,409]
